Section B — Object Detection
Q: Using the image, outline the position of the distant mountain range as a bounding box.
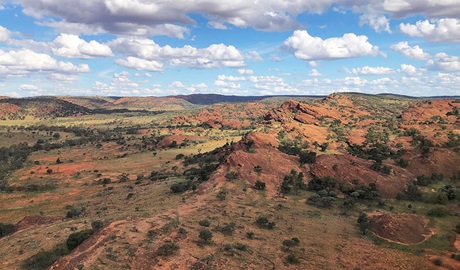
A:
[0,93,458,119]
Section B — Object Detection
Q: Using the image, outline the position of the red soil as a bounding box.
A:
[15,215,62,231]
[368,212,433,244]
[311,153,415,198]
[156,135,205,148]
[401,148,460,178]
[0,103,22,117]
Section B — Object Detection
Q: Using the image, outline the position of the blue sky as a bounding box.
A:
[0,1,459,97]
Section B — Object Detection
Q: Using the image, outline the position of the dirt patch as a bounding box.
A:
[368,212,433,244]
[0,103,22,118]
[402,148,460,178]
[15,215,62,231]
[156,135,205,148]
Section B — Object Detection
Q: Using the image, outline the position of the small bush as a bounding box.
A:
[0,222,16,237]
[157,242,179,256]
[256,216,275,229]
[66,206,86,219]
[253,165,263,174]
[286,253,300,264]
[147,230,157,239]
[91,220,104,231]
[170,181,192,193]
[282,239,296,248]
[199,229,213,242]
[198,219,210,227]
[233,243,249,251]
[218,222,236,235]
[254,180,266,190]
[217,188,227,201]
[357,213,371,235]
[432,258,443,266]
[225,171,238,181]
[66,229,93,250]
[299,150,316,164]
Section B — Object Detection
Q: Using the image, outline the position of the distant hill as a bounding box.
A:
[170,94,326,105]
[108,96,195,111]
[0,97,92,118]
[1,93,458,119]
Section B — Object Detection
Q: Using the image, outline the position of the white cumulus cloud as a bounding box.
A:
[284,30,379,61]
[237,69,254,75]
[400,18,460,43]
[51,34,113,58]
[390,42,430,60]
[0,49,90,79]
[309,69,322,77]
[426,53,460,72]
[398,64,423,76]
[115,56,163,72]
[109,37,245,70]
[346,66,395,76]
[359,13,391,33]
[0,25,9,42]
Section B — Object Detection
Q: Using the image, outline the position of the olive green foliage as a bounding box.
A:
[157,242,179,256]
[198,229,213,242]
[286,254,300,264]
[256,216,275,229]
[254,180,266,190]
[427,206,450,217]
[66,229,93,251]
[22,243,69,270]
[91,220,104,231]
[280,170,306,194]
[198,219,210,227]
[357,213,371,235]
[0,222,16,237]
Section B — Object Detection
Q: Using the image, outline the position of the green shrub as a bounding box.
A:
[91,220,104,231]
[233,243,249,251]
[65,206,86,219]
[217,188,228,201]
[225,171,238,181]
[218,222,236,235]
[357,213,371,235]
[198,229,213,242]
[254,180,266,190]
[299,151,316,164]
[286,253,300,264]
[22,243,69,270]
[432,258,443,266]
[198,219,210,227]
[66,229,93,251]
[256,216,275,229]
[170,181,192,193]
[157,242,179,256]
[0,222,16,237]
[282,239,296,249]
[427,206,450,217]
